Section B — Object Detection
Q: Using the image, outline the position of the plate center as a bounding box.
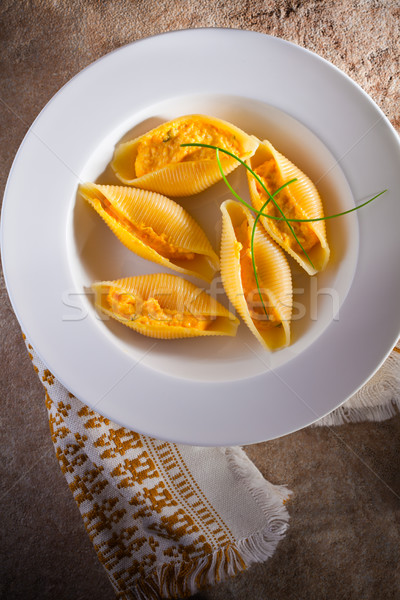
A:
[68,94,358,382]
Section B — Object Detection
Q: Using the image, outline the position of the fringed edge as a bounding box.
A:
[313,397,400,427]
[224,446,291,563]
[124,446,291,600]
[124,544,250,600]
[314,361,400,427]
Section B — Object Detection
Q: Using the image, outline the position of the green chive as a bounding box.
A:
[215,148,293,319]
[181,142,386,223]
[181,141,386,324]
[251,199,268,319]
[183,142,315,268]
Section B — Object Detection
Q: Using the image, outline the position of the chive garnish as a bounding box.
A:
[255,189,387,223]
[180,142,386,324]
[215,148,296,320]
[181,142,386,223]
[182,142,315,268]
[214,148,298,218]
[250,196,268,319]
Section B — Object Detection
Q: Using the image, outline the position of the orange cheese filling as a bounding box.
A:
[135,119,242,177]
[107,288,211,330]
[98,194,195,260]
[234,219,281,331]
[254,159,318,253]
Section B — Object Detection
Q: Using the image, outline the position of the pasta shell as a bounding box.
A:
[220,200,292,351]
[92,273,239,339]
[247,140,330,275]
[79,183,219,282]
[111,114,259,196]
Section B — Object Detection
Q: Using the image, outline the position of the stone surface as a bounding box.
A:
[1,1,399,599]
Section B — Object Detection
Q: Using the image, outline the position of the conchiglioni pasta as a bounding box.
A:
[92,274,239,339]
[220,200,292,351]
[247,140,330,275]
[79,183,219,282]
[111,114,259,196]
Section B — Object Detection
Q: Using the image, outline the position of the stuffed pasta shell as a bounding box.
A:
[247,140,330,275]
[111,114,259,196]
[92,274,239,339]
[220,200,292,351]
[79,183,219,282]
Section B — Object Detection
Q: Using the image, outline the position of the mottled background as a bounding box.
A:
[1,1,400,599]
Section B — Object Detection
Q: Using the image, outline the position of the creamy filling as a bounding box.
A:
[135,119,242,177]
[254,159,318,253]
[107,288,211,330]
[97,193,195,260]
[234,219,281,331]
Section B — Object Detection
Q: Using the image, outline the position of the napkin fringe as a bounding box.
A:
[128,447,291,600]
[313,400,400,426]
[315,398,400,426]
[132,545,247,600]
[131,534,283,600]
[225,447,291,545]
[314,366,400,427]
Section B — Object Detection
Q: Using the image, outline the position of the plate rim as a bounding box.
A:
[2,28,400,445]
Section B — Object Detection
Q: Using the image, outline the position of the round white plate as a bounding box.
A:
[2,29,400,445]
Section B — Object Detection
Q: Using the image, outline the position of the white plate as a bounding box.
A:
[2,29,400,445]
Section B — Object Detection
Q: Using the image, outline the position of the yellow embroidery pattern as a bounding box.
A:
[26,346,247,599]
[22,333,294,599]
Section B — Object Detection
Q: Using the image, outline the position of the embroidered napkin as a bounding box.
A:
[23,336,291,600]
[24,335,399,600]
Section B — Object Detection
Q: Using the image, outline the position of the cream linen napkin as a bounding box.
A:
[24,335,400,600]
[23,335,291,600]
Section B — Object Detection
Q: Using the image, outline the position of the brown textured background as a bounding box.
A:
[1,1,400,599]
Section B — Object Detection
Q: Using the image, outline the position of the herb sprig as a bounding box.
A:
[216,147,297,319]
[184,142,315,269]
[181,142,386,224]
[181,142,386,321]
